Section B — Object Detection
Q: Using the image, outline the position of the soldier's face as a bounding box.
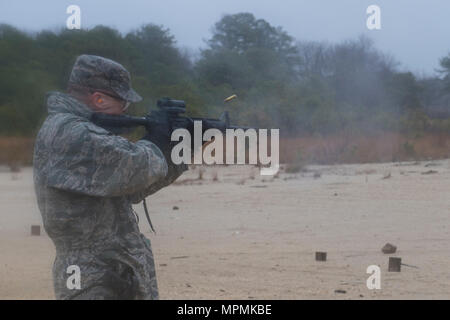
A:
[90,92,129,115]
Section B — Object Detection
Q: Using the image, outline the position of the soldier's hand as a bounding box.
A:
[142,125,171,157]
[141,127,188,181]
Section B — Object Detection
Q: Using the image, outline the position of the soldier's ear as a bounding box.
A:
[91,92,107,109]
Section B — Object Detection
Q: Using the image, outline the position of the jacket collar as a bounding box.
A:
[46,91,93,119]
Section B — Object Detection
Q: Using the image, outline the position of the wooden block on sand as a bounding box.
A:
[388,257,401,272]
[31,225,40,236]
[315,252,327,261]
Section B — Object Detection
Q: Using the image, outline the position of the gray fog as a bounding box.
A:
[0,0,448,75]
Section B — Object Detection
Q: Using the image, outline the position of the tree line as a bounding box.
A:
[0,12,449,137]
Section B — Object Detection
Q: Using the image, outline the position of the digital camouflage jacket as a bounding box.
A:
[33,92,171,299]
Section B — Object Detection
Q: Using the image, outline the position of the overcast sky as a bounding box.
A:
[0,0,449,75]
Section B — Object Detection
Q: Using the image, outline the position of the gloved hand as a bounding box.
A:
[141,126,188,182]
[142,124,171,158]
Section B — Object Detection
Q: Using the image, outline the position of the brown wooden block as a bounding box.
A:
[388,257,401,272]
[31,225,40,236]
[315,252,327,261]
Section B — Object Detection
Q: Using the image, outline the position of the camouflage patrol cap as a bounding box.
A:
[68,54,142,103]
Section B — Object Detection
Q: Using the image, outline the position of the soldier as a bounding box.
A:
[33,54,186,299]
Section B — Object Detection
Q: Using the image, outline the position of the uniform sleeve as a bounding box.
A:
[128,162,188,204]
[45,121,168,197]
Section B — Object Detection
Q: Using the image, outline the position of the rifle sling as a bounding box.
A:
[143,198,156,234]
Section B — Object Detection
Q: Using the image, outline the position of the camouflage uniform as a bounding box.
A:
[33,55,182,299]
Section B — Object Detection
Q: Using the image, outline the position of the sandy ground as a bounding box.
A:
[1,160,450,300]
